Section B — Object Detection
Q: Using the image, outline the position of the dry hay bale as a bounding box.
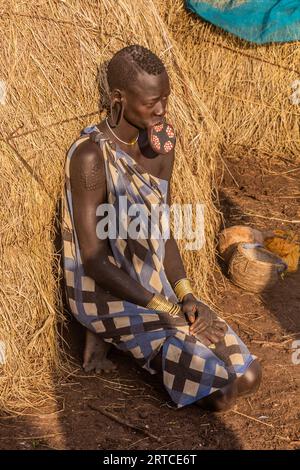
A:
[0,246,63,411]
[0,0,222,413]
[160,0,300,166]
[228,242,288,293]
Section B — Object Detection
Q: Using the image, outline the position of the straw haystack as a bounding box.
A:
[161,0,300,165]
[0,1,221,413]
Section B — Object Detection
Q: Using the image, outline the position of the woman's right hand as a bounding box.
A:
[181,296,227,346]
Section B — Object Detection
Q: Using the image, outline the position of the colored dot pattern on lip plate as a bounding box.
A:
[154,123,164,132]
[152,135,161,150]
[164,141,173,152]
[149,120,176,155]
[166,126,175,138]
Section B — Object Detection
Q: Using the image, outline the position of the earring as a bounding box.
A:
[109,100,124,128]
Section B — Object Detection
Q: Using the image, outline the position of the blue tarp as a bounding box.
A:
[186,1,300,44]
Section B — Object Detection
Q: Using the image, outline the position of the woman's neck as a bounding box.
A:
[106,116,139,145]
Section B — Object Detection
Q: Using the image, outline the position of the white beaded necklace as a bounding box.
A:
[105,118,139,146]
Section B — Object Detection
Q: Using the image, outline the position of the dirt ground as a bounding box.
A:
[0,153,299,450]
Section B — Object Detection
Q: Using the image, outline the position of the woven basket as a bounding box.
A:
[218,225,265,263]
[228,243,288,293]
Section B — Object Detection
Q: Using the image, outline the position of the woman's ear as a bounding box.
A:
[111,88,123,104]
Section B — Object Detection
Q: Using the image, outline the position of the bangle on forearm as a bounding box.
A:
[146,294,181,317]
[173,278,194,301]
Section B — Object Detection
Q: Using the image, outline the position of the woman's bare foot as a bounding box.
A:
[83,330,117,374]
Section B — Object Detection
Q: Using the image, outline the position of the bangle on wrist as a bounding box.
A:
[146,294,181,317]
[173,278,194,301]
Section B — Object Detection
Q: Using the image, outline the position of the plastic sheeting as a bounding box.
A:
[186,1,300,44]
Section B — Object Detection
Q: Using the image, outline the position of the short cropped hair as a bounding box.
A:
[107,44,166,91]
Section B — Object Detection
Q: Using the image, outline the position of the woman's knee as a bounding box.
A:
[196,359,262,412]
[196,380,238,412]
[237,359,262,396]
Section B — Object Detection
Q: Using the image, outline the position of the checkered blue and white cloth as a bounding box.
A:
[61,125,256,408]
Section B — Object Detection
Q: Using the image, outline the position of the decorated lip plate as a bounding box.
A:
[148,119,176,155]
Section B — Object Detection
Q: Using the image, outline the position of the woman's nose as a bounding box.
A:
[154,101,166,117]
